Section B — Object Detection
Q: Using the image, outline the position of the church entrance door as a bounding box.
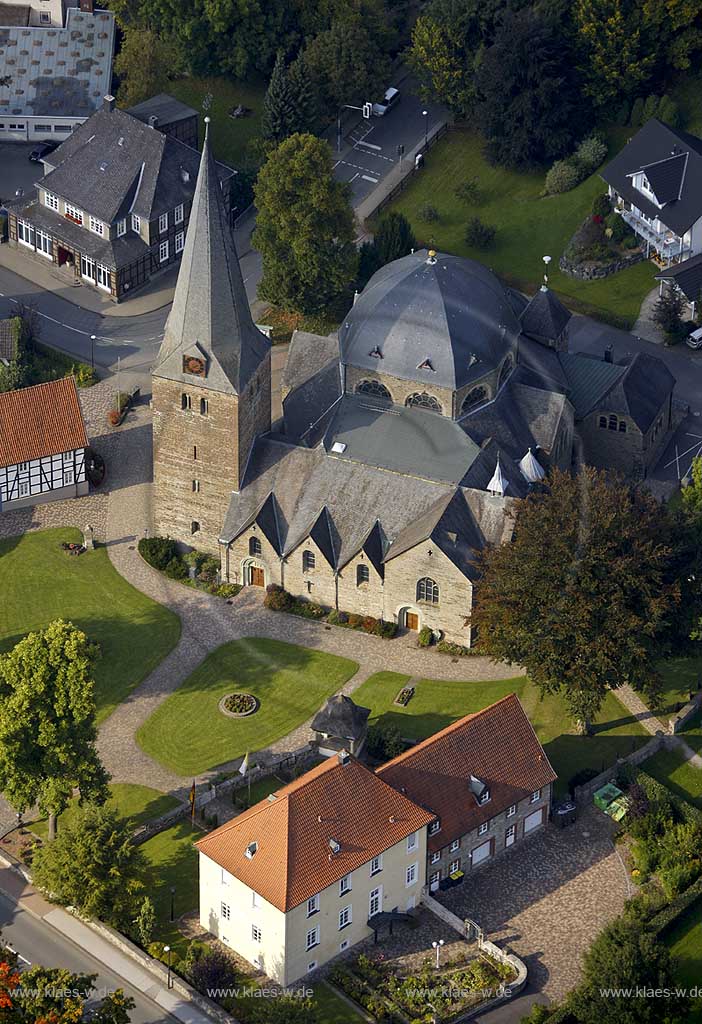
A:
[405,611,419,631]
[250,566,265,587]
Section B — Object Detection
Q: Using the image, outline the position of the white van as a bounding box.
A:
[372,88,400,117]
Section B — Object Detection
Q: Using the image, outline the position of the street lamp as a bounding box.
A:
[423,109,429,147]
[170,886,176,922]
[164,945,173,989]
[432,938,444,970]
[90,334,96,371]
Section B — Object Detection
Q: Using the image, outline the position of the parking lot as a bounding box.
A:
[0,142,44,207]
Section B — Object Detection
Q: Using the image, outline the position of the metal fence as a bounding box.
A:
[369,122,450,220]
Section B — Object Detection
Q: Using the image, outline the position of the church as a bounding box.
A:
[151,123,678,648]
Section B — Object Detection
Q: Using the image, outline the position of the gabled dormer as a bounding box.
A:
[628,150,688,209]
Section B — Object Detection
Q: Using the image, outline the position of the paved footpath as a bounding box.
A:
[98,404,524,798]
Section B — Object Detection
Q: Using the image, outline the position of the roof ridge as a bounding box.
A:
[0,375,77,398]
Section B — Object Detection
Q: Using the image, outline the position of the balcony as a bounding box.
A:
[618,207,691,265]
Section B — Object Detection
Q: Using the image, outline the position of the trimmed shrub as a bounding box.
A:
[658,95,680,128]
[417,625,433,647]
[418,203,439,223]
[213,583,241,599]
[607,212,632,244]
[328,609,349,626]
[629,97,645,127]
[164,556,188,580]
[544,159,582,195]
[437,640,472,656]
[465,216,496,249]
[366,722,406,760]
[362,615,379,633]
[592,192,612,218]
[574,135,607,174]
[264,584,293,611]
[649,875,702,935]
[347,613,364,629]
[643,94,660,122]
[374,619,397,639]
[454,177,481,204]
[138,536,180,571]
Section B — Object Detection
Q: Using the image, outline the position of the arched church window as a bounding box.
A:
[406,392,442,413]
[357,563,370,586]
[249,536,262,556]
[608,415,618,431]
[181,393,191,410]
[416,577,439,604]
[498,355,514,390]
[200,397,208,415]
[356,379,392,401]
[461,386,487,415]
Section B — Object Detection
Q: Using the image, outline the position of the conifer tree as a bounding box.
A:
[261,52,298,144]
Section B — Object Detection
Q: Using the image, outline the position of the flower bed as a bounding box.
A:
[265,586,397,637]
[219,692,259,718]
[137,538,242,600]
[394,686,415,707]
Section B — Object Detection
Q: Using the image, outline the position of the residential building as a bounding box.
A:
[128,93,199,150]
[311,694,371,757]
[376,694,557,891]
[0,376,88,509]
[150,127,679,647]
[195,752,434,986]
[601,118,702,267]
[0,1,115,142]
[7,98,235,300]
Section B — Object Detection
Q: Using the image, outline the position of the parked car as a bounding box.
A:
[373,87,400,117]
[29,141,58,163]
[686,326,702,350]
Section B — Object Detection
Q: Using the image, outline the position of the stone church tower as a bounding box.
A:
[152,120,271,554]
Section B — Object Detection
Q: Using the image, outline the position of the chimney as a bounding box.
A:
[148,114,159,129]
[103,95,115,113]
[338,749,350,766]
[80,0,95,13]
[604,345,613,364]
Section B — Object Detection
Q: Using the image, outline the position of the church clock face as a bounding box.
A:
[183,355,206,377]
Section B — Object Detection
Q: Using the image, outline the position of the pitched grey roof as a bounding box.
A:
[311,695,371,741]
[459,377,567,461]
[0,8,114,119]
[39,104,233,225]
[596,352,675,431]
[153,123,269,396]
[656,251,702,301]
[282,330,341,440]
[322,393,482,485]
[601,119,702,235]
[519,287,571,343]
[339,250,519,390]
[128,92,197,127]
[557,352,627,419]
[642,152,688,205]
[514,336,569,391]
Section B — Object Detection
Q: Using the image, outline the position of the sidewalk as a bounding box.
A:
[0,858,218,1024]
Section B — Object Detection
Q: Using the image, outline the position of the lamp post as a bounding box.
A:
[170,886,176,922]
[423,109,429,148]
[164,945,172,989]
[90,334,96,370]
[432,938,444,970]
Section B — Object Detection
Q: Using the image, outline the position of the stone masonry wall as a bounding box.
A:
[283,535,339,609]
[344,364,454,414]
[578,394,671,479]
[336,550,385,618]
[383,541,474,644]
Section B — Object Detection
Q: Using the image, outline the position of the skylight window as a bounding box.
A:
[417,359,434,371]
[245,841,258,859]
[331,442,347,454]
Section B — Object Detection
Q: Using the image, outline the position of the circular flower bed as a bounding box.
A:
[219,692,259,718]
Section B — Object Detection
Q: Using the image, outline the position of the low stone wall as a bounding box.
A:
[559,250,644,280]
[669,692,702,734]
[573,732,665,804]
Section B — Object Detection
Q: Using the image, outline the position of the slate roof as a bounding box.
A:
[0,377,88,466]
[558,352,627,419]
[601,119,702,235]
[0,7,115,120]
[0,318,18,361]
[281,330,341,439]
[339,250,520,390]
[376,694,557,854]
[311,695,371,741]
[127,92,197,128]
[153,122,269,396]
[558,350,674,430]
[656,252,702,301]
[195,754,434,912]
[519,286,571,343]
[460,379,568,461]
[38,104,234,225]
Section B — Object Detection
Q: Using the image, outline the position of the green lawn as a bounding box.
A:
[354,672,648,795]
[30,784,180,841]
[643,747,702,808]
[665,897,702,1023]
[656,656,702,725]
[167,77,265,169]
[136,639,359,774]
[141,820,201,957]
[312,981,367,1023]
[0,528,181,723]
[681,712,702,756]
[384,131,655,326]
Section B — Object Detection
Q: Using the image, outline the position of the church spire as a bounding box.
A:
[154,117,270,395]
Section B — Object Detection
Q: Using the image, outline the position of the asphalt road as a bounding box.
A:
[0,891,170,1023]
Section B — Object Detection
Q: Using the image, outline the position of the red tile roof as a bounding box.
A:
[0,378,88,467]
[376,694,557,852]
[195,754,434,912]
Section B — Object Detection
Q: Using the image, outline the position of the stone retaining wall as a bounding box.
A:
[573,733,666,804]
[559,251,644,280]
[669,692,702,734]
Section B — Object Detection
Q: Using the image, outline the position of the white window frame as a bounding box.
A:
[405,862,418,887]
[251,923,262,943]
[429,850,440,865]
[449,839,460,852]
[531,789,541,804]
[175,230,185,254]
[406,831,418,853]
[370,854,383,876]
[369,885,382,919]
[339,873,352,896]
[175,203,184,224]
[95,263,111,292]
[44,191,59,211]
[338,904,352,930]
[449,858,461,874]
[220,868,229,885]
[18,480,30,498]
[507,804,517,818]
[63,468,74,486]
[305,925,320,951]
[18,462,28,472]
[307,960,318,972]
[339,939,349,952]
[252,891,261,908]
[159,240,169,263]
[81,254,95,281]
[17,220,35,248]
[65,203,83,225]
[428,820,441,836]
[117,218,126,237]
[221,902,230,920]
[159,212,168,233]
[478,821,489,836]
[36,229,52,258]
[429,869,441,887]
[479,789,491,805]
[89,215,104,237]
[306,894,319,917]
[131,213,141,233]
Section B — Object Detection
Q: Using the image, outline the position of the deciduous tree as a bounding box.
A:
[253,133,357,315]
[302,19,390,117]
[471,468,679,728]
[114,28,181,108]
[575,0,655,108]
[0,619,109,840]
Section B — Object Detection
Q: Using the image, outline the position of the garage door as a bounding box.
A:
[471,840,492,866]
[524,807,545,834]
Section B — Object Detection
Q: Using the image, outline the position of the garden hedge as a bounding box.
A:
[630,767,702,825]
[649,875,702,936]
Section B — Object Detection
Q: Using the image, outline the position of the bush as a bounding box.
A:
[592,192,612,218]
[348,613,363,629]
[183,549,207,571]
[643,94,660,122]
[264,584,293,611]
[107,409,121,426]
[616,99,630,125]
[454,177,481,204]
[658,95,680,128]
[362,616,378,634]
[629,97,645,127]
[373,619,397,638]
[574,135,607,174]
[213,583,241,599]
[164,556,188,580]
[148,942,182,972]
[138,536,180,571]
[437,640,472,656]
[543,159,582,195]
[366,722,406,760]
[189,948,238,997]
[464,216,496,249]
[418,203,439,223]
[198,555,220,583]
[607,212,632,244]
[659,860,700,899]
[649,875,702,935]
[327,609,348,626]
[417,626,433,647]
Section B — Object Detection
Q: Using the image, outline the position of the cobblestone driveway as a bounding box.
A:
[436,806,631,1002]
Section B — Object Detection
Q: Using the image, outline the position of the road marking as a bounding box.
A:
[332,160,341,169]
[356,140,381,151]
[349,172,360,182]
[361,174,379,183]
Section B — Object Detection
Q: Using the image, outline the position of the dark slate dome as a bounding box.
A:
[339,250,520,390]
